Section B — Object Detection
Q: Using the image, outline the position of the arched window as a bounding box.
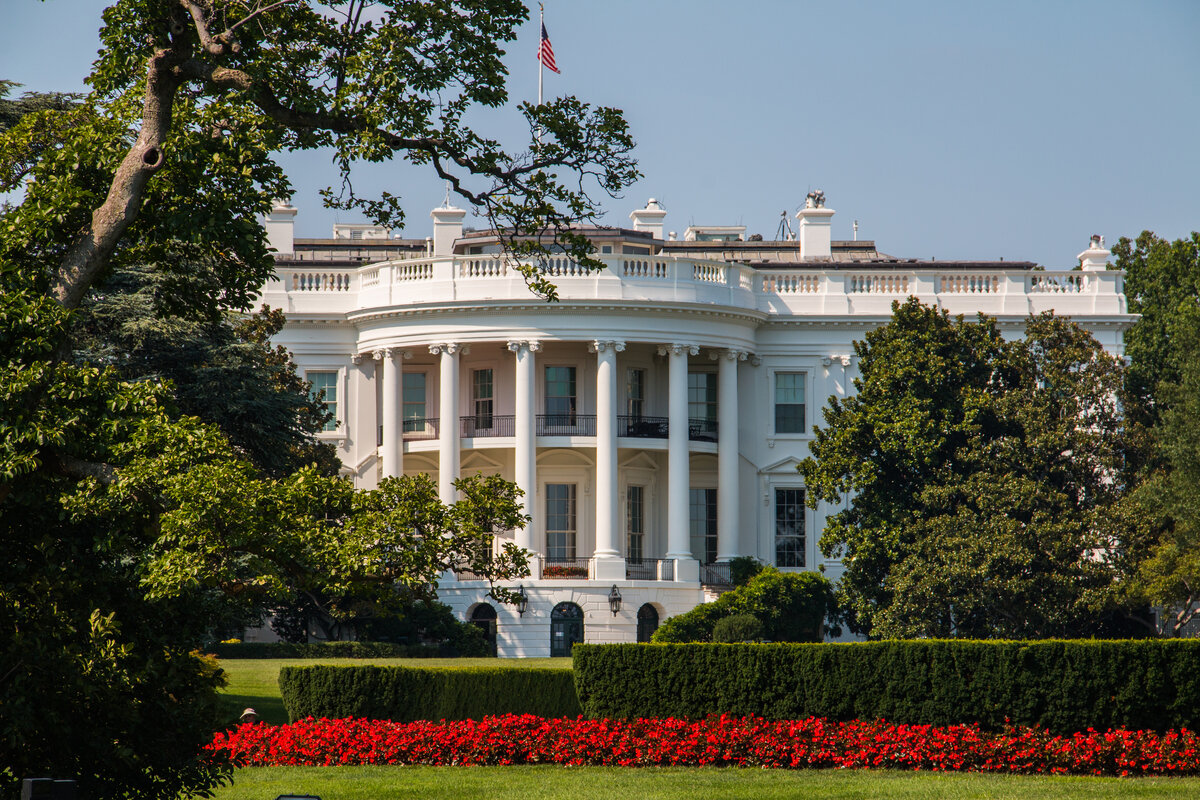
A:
[636,603,659,643]
[470,603,498,656]
[550,601,584,657]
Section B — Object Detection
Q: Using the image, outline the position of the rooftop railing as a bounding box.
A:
[272,254,1126,318]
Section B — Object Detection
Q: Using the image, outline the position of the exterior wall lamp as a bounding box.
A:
[608,585,622,616]
[515,585,529,616]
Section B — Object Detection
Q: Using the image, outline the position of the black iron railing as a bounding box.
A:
[700,561,733,588]
[402,418,439,440]
[617,415,670,438]
[460,414,515,438]
[688,417,719,442]
[625,558,674,581]
[542,557,590,579]
[536,414,597,436]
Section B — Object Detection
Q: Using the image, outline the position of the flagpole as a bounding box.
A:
[537,3,544,144]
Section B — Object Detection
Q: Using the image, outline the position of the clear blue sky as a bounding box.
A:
[2,1,1197,267]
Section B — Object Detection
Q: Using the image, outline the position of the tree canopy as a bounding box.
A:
[801,300,1131,639]
[1,2,638,797]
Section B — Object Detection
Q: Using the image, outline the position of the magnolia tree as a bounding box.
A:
[0,2,637,797]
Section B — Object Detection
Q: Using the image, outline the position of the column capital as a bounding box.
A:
[709,348,748,362]
[505,339,543,354]
[371,348,411,361]
[822,354,851,367]
[589,340,626,354]
[658,343,699,357]
[352,352,371,365]
[429,342,465,356]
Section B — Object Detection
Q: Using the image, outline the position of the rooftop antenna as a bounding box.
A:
[776,210,794,241]
[853,219,859,241]
[442,179,452,209]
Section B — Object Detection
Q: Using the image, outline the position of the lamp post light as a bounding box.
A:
[608,584,622,616]
[515,585,529,616]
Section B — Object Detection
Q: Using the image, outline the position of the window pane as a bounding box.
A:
[403,372,426,431]
[775,488,806,567]
[627,485,644,562]
[689,487,717,563]
[545,366,576,422]
[775,372,806,433]
[546,483,577,560]
[627,369,645,418]
[688,372,716,421]
[308,371,338,432]
[473,369,493,426]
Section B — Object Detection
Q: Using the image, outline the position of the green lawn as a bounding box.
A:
[213,766,1200,799]
[217,657,571,725]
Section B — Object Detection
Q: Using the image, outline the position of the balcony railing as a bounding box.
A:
[460,414,515,438]
[689,417,718,442]
[542,557,590,579]
[700,561,733,588]
[618,415,669,438]
[536,414,597,436]
[626,558,674,581]
[402,418,439,440]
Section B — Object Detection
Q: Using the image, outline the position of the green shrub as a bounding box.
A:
[573,639,1200,733]
[210,641,471,659]
[653,568,836,643]
[729,556,764,587]
[279,664,581,722]
[712,614,764,643]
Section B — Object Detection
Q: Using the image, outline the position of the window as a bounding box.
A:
[402,372,426,432]
[627,485,645,563]
[544,366,576,425]
[472,369,493,428]
[636,604,659,643]
[307,371,338,432]
[550,602,584,657]
[689,487,717,564]
[775,488,805,567]
[775,372,806,434]
[627,368,645,419]
[688,372,717,423]
[546,483,577,560]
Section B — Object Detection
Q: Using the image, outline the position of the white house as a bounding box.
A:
[262,194,1131,656]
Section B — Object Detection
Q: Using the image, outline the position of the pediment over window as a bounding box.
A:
[759,455,806,475]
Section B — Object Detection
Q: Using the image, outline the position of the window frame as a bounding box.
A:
[543,365,578,425]
[774,487,806,568]
[771,369,809,436]
[544,482,578,561]
[402,371,429,433]
[305,368,344,436]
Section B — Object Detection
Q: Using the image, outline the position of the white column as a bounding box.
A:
[375,348,406,479]
[508,340,541,577]
[432,343,462,504]
[592,340,625,580]
[716,349,745,561]
[661,342,700,582]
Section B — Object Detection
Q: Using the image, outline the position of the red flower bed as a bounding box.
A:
[209,715,1200,776]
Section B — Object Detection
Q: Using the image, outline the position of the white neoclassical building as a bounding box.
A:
[262,195,1131,656]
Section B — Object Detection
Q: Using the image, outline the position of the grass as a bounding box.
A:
[212,766,1200,799]
[216,657,571,725]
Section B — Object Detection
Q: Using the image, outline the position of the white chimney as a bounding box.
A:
[264,199,297,257]
[796,190,835,261]
[1077,234,1110,272]
[629,198,667,240]
[430,203,467,256]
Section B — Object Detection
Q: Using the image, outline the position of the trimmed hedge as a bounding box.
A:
[573,640,1200,733]
[279,665,581,722]
[210,641,457,659]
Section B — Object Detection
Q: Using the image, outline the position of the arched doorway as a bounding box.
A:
[470,603,498,656]
[550,602,584,657]
[637,603,659,643]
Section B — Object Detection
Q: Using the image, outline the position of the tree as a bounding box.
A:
[1113,231,1200,434]
[802,300,1130,638]
[1,2,636,797]
[652,568,837,643]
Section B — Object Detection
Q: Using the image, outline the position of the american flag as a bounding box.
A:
[538,21,560,74]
